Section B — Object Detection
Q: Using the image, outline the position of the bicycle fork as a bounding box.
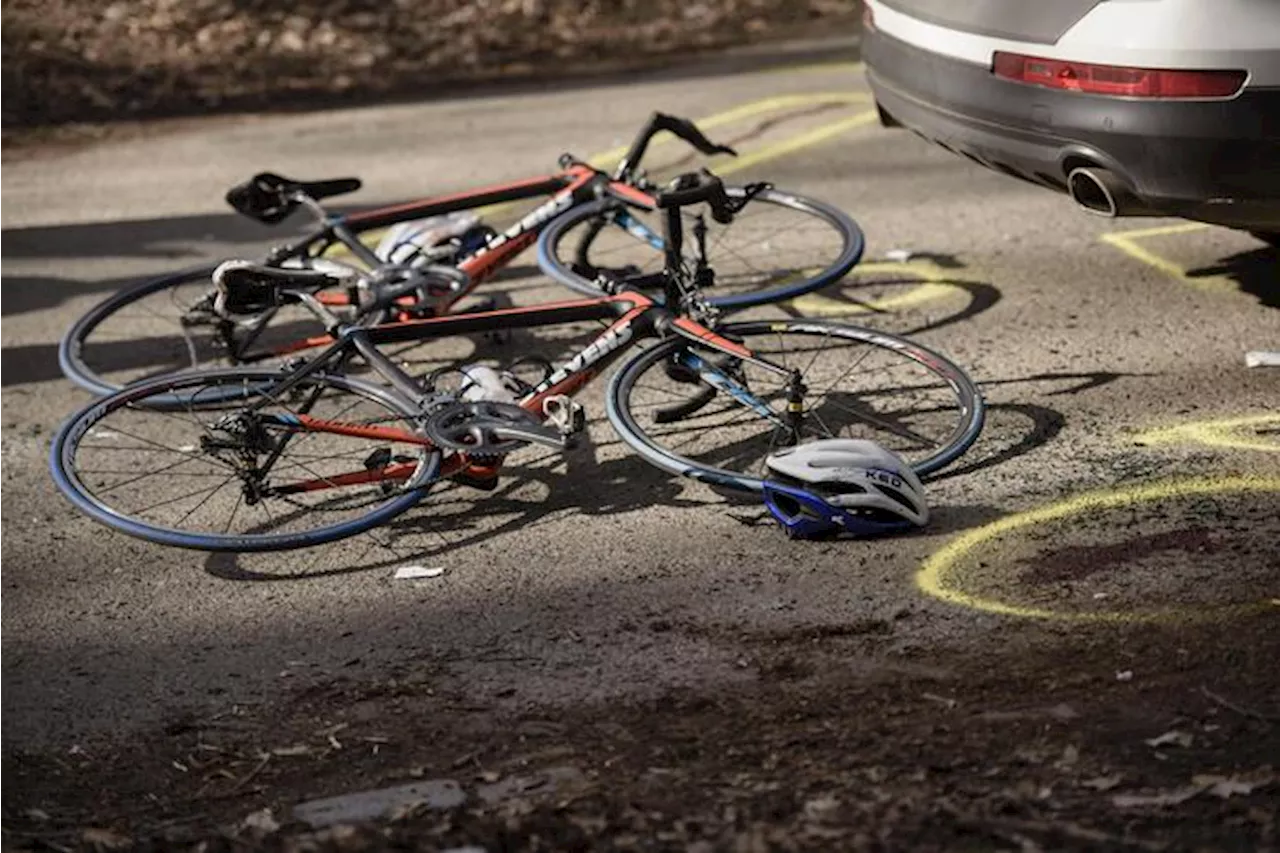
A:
[663,320,809,444]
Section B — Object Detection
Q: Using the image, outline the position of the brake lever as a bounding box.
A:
[723,181,774,217]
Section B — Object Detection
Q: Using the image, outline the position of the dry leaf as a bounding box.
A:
[1081,774,1122,792]
[1192,773,1275,799]
[81,828,132,850]
[1112,786,1204,808]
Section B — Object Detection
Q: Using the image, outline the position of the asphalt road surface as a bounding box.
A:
[3,49,1278,849]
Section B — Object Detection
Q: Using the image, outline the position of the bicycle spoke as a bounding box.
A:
[174,476,240,527]
[131,477,243,517]
[222,490,245,534]
[78,422,233,474]
[91,451,231,496]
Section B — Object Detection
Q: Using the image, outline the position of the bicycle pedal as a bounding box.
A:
[542,395,585,437]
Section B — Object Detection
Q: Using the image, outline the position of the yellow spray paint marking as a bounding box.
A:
[788,259,964,316]
[1099,222,1239,293]
[711,110,878,177]
[328,93,879,260]
[915,475,1280,624]
[759,61,865,77]
[586,92,874,170]
[1134,413,1280,454]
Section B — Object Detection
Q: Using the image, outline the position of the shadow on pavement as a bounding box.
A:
[1185,245,1279,309]
[203,435,710,583]
[924,402,1066,484]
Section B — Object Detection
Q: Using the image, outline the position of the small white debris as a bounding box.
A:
[178,445,198,453]
[1092,592,1110,600]
[1115,670,1134,682]
[394,565,445,580]
[884,248,914,263]
[1244,350,1280,368]
[1145,730,1194,749]
[88,429,121,440]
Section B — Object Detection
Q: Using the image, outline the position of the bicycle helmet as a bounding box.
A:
[762,439,929,539]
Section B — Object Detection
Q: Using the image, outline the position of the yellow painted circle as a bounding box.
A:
[916,475,1280,623]
[1135,414,1280,454]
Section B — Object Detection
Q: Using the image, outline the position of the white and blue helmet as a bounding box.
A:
[762,439,929,539]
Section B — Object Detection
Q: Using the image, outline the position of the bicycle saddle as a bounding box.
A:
[226,172,362,224]
[211,260,345,316]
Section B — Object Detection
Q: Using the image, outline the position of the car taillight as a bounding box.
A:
[992,52,1246,98]
[862,2,875,31]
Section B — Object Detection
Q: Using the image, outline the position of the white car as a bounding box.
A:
[862,0,1280,243]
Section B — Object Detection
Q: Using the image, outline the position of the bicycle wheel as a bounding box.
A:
[537,189,864,310]
[607,319,984,491]
[50,369,439,552]
[59,260,361,397]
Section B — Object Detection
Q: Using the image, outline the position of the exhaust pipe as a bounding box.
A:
[1067,166,1159,217]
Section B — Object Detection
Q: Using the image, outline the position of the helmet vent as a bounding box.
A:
[875,483,917,512]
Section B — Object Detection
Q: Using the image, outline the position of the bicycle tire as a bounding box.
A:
[607,319,984,492]
[59,265,224,396]
[50,368,439,552]
[536,188,865,310]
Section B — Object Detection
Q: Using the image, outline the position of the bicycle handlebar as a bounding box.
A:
[654,170,768,225]
[613,113,737,181]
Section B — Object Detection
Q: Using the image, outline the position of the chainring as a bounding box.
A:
[422,400,544,457]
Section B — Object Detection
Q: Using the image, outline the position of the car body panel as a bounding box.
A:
[875,0,1102,45]
[863,0,1280,232]
[869,0,1280,86]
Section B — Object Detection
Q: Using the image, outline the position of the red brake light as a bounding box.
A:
[993,52,1246,99]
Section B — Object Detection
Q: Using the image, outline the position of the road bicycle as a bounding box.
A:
[58,113,865,399]
[50,171,985,553]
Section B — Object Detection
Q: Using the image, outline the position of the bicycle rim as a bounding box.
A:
[50,369,439,552]
[537,189,864,309]
[607,319,984,492]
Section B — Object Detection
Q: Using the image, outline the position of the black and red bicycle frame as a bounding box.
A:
[256,288,782,495]
[254,161,658,359]
[235,111,740,363]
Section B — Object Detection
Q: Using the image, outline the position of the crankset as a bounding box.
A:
[423,400,569,457]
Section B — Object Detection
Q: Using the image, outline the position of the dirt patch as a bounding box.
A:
[1017,527,1223,585]
[2,0,861,129]
[5,615,1277,851]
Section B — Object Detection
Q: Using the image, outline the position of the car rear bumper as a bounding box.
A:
[864,27,1280,230]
